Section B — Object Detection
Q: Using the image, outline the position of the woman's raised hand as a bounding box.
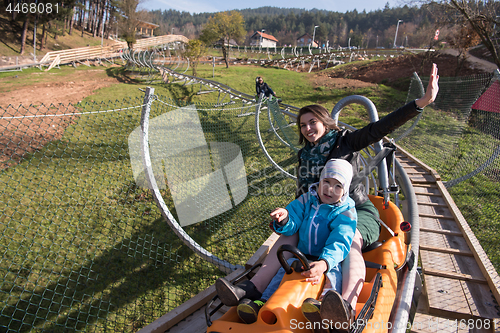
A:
[415,63,439,109]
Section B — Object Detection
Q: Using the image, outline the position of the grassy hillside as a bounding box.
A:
[0,12,116,58]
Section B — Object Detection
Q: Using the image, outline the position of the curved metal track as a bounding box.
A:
[138,87,243,275]
[135,52,500,333]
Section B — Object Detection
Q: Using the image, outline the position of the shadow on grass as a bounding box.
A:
[0,16,21,54]
[105,67,143,84]
[0,214,219,332]
[0,160,294,332]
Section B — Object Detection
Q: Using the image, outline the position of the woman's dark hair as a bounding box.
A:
[297,104,340,144]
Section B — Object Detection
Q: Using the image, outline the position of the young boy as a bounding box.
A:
[236,158,357,324]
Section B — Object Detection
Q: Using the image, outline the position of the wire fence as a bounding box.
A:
[0,96,295,332]
[1,70,499,332]
[393,70,500,272]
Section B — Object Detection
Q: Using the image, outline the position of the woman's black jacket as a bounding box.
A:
[296,100,422,205]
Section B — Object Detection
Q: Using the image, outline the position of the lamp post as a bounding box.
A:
[311,25,319,48]
[393,20,402,48]
[260,29,265,51]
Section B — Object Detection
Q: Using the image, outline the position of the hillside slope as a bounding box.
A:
[0,12,116,62]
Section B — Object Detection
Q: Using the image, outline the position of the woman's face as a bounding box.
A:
[299,112,327,144]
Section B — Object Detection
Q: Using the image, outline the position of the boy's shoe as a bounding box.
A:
[301,298,329,333]
[215,278,262,306]
[237,298,265,324]
[320,290,356,333]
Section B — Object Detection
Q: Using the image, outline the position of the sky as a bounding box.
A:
[140,0,400,14]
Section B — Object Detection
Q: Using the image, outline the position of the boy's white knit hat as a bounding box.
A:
[320,159,353,194]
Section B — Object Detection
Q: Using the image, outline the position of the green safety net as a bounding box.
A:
[393,71,500,273]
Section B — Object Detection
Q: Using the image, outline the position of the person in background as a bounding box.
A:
[255,76,278,99]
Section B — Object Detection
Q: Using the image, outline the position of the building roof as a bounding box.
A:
[296,33,318,47]
[251,31,278,42]
[215,38,239,46]
[121,15,160,29]
[137,20,159,29]
[297,33,313,40]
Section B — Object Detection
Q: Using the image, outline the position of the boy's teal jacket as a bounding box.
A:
[273,184,357,271]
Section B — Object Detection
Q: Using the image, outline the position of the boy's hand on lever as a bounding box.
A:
[415,63,439,109]
[301,260,328,285]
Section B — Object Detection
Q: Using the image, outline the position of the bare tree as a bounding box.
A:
[418,0,500,68]
[446,23,482,75]
[15,0,75,54]
[20,16,29,55]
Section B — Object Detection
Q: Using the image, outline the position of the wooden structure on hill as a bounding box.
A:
[136,20,160,37]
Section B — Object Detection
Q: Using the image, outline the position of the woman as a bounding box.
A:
[217,64,439,330]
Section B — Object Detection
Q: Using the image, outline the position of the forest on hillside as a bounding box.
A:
[148,5,440,49]
[1,0,496,55]
[1,0,442,54]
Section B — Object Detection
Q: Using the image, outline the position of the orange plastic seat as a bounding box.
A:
[207,195,409,333]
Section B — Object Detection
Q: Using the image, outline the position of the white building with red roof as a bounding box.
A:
[250,31,278,48]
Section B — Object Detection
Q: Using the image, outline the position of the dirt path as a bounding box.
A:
[0,68,122,107]
[440,49,498,73]
[323,51,496,85]
[0,67,124,169]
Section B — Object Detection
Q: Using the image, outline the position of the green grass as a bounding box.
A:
[88,63,407,126]
[0,71,302,331]
[0,61,498,332]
